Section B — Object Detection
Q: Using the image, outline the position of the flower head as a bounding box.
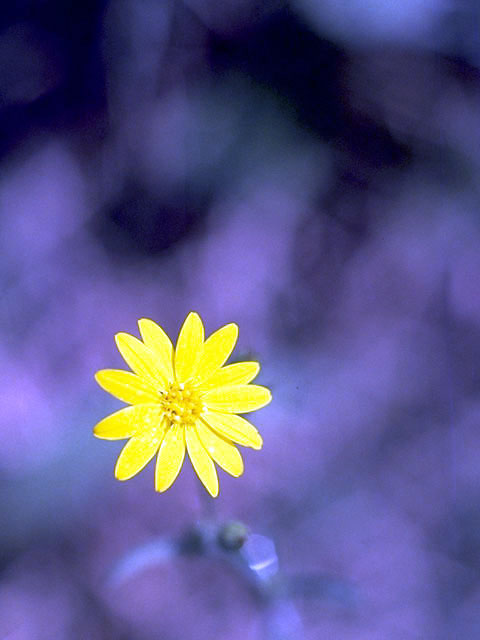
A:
[93,313,271,497]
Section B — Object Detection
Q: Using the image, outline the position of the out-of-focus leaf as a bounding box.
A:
[109,538,179,587]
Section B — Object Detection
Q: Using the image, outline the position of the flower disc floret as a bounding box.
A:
[161,382,204,426]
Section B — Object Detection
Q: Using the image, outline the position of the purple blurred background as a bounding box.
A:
[1,1,480,638]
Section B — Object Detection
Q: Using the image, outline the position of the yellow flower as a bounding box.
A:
[93,312,271,497]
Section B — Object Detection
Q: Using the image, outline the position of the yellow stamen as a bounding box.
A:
[160,381,203,427]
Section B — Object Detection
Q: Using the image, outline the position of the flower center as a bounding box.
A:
[161,381,203,426]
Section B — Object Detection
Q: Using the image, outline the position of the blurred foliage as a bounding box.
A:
[1,0,480,638]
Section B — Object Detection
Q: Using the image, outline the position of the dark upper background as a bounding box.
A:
[1,1,479,638]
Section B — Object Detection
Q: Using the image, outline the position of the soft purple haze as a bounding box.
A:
[1,1,479,638]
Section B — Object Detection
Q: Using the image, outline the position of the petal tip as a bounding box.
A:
[114,332,126,347]
[263,387,273,405]
[155,474,178,493]
[92,425,102,438]
[231,467,244,478]
[185,311,204,331]
[93,420,116,439]
[205,484,219,498]
[252,437,263,450]
[115,464,139,482]
[138,317,154,330]
[227,323,239,344]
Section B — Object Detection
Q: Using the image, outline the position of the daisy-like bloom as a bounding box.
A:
[93,313,271,497]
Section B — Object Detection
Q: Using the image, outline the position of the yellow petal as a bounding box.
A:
[93,404,163,440]
[203,384,272,413]
[196,323,238,383]
[115,419,167,480]
[174,312,204,383]
[201,412,263,449]
[155,424,186,492]
[115,332,168,388]
[95,369,159,405]
[186,425,219,497]
[198,362,260,392]
[138,318,174,383]
[196,421,243,477]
